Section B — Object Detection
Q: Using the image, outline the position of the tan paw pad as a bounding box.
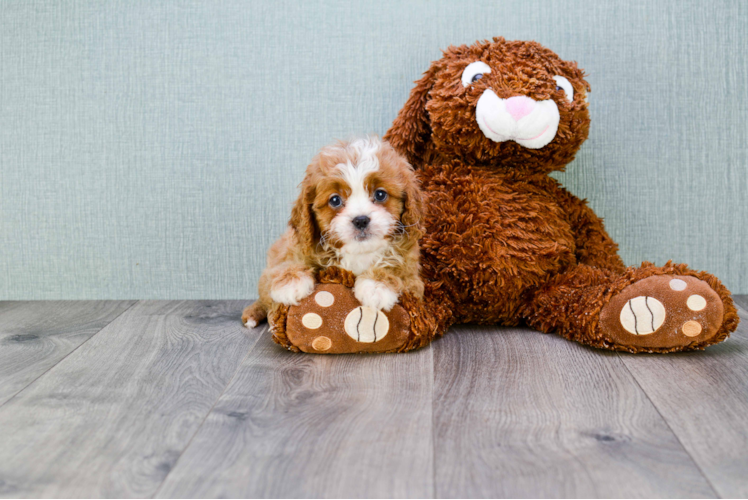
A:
[619,296,666,335]
[284,283,411,354]
[682,321,702,337]
[311,336,332,351]
[314,291,335,307]
[669,278,687,291]
[344,306,389,343]
[687,294,707,311]
[301,312,322,329]
[600,274,724,349]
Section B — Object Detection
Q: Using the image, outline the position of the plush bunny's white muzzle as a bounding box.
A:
[476,90,560,149]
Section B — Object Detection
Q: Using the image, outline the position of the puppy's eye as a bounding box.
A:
[552,76,574,102]
[329,195,343,208]
[461,61,491,88]
[373,189,388,202]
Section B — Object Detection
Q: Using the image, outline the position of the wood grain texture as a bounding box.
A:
[2,300,747,498]
[0,301,257,498]
[733,294,748,311]
[618,297,748,497]
[432,325,716,498]
[0,301,136,406]
[156,333,434,498]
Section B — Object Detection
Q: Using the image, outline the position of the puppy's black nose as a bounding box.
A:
[352,215,370,230]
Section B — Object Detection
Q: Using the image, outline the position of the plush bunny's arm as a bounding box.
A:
[551,182,625,273]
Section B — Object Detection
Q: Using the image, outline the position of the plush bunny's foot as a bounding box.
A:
[600,275,725,351]
[271,283,413,354]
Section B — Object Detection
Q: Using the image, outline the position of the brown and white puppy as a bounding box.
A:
[242,136,424,328]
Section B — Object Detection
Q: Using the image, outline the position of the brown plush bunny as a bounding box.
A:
[263,37,739,354]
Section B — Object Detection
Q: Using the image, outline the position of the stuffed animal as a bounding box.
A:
[265,37,739,354]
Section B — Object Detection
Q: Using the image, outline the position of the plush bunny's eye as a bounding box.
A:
[553,76,574,102]
[461,61,492,87]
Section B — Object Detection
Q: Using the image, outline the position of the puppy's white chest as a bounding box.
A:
[337,244,388,275]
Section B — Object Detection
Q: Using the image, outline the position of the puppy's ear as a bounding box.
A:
[399,163,425,243]
[384,62,441,168]
[289,173,319,254]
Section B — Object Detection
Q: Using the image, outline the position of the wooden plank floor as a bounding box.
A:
[0,298,746,498]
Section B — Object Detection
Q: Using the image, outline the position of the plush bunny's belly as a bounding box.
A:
[418,164,577,324]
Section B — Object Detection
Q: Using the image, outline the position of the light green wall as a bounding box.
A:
[1,0,746,299]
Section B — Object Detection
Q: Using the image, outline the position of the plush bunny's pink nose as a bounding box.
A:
[505,96,535,121]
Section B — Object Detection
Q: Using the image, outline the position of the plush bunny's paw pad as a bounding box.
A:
[600,275,724,350]
[283,283,411,354]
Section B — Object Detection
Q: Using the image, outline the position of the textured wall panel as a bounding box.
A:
[1,0,746,298]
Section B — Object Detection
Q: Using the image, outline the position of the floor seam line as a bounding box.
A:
[431,343,437,499]
[150,323,265,499]
[615,352,722,498]
[0,300,140,411]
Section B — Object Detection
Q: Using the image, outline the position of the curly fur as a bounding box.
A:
[269,267,439,353]
[379,37,738,352]
[243,136,424,327]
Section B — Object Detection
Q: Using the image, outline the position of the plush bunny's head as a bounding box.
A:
[385,37,591,174]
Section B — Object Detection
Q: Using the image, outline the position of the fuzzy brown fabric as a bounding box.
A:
[268,302,297,351]
[269,267,438,353]
[268,37,738,354]
[373,37,739,353]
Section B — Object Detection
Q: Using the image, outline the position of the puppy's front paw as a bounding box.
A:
[354,278,399,312]
[271,275,315,306]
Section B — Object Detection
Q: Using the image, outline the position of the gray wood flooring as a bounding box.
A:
[0,298,746,498]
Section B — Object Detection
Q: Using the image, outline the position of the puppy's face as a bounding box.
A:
[293,137,422,254]
[315,138,409,249]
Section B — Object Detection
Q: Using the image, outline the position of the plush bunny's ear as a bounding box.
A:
[289,173,319,254]
[384,62,441,167]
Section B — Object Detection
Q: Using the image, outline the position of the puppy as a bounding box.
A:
[242,136,425,328]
